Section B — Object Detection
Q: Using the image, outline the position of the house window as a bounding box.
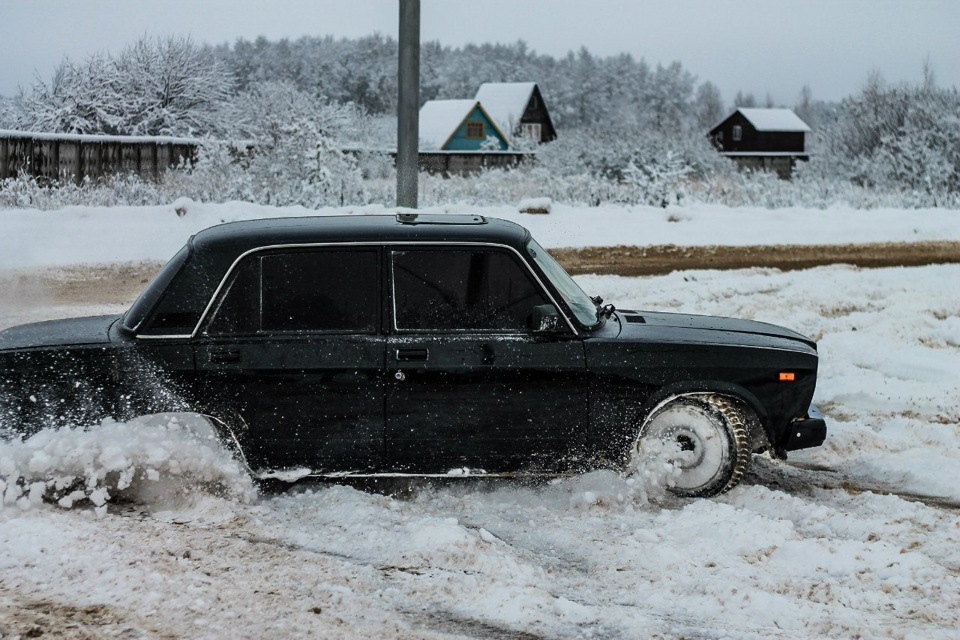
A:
[465,121,485,139]
[732,125,742,141]
[718,131,724,141]
[521,123,542,141]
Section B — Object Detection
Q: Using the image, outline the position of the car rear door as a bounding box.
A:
[193,246,385,473]
[384,246,588,473]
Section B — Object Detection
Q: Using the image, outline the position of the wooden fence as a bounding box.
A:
[0,130,199,183]
[344,148,533,176]
[0,131,534,184]
[416,150,532,175]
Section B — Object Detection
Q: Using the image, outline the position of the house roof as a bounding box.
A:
[474,82,537,138]
[736,108,811,132]
[418,100,479,150]
[418,99,509,150]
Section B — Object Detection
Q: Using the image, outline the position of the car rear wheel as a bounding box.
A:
[635,394,751,497]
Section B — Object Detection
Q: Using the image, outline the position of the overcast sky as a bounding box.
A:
[1,0,957,104]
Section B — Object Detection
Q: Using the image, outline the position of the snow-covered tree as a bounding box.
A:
[695,81,725,128]
[733,91,757,109]
[795,84,815,127]
[212,80,367,142]
[11,36,234,135]
[176,82,371,207]
[0,96,15,128]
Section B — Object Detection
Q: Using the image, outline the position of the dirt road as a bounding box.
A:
[553,240,960,276]
[1,241,958,315]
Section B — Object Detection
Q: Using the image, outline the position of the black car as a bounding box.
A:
[0,214,826,496]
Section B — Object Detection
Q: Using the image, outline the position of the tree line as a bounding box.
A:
[0,34,957,204]
[0,34,803,137]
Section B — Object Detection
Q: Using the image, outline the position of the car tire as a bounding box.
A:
[635,394,752,497]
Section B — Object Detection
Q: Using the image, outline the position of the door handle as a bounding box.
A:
[396,348,429,361]
[210,350,241,364]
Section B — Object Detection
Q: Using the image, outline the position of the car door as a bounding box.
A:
[194,247,385,473]
[385,246,588,473]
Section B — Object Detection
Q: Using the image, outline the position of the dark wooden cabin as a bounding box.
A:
[708,108,811,178]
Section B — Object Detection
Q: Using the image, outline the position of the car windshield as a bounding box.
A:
[526,239,599,328]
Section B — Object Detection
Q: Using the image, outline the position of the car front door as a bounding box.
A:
[194,247,385,473]
[385,246,588,473]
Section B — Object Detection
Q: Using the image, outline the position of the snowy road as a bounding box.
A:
[2,262,959,639]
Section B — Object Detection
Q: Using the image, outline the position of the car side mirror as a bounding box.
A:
[530,304,563,333]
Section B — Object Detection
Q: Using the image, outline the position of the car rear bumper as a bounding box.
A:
[783,404,827,451]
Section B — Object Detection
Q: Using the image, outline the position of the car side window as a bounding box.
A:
[391,248,548,332]
[207,249,379,335]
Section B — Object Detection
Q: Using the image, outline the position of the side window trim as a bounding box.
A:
[201,246,381,337]
[150,241,578,340]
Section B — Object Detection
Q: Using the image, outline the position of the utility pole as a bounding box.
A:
[396,0,420,209]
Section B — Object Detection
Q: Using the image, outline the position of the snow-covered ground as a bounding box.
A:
[1,203,959,638]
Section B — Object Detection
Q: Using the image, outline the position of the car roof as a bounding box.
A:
[190,214,532,256]
[130,214,537,337]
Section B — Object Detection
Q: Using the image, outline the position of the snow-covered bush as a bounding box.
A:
[802,71,960,201]
[0,172,165,209]
[531,123,729,207]
[153,85,373,207]
[160,134,367,208]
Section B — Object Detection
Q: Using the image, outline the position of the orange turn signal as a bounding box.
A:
[779,372,796,382]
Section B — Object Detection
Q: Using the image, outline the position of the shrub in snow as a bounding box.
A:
[0,171,159,209]
[622,153,691,208]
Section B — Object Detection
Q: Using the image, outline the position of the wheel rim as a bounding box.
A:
[639,402,732,492]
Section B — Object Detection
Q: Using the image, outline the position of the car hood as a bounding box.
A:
[0,314,120,352]
[613,310,817,350]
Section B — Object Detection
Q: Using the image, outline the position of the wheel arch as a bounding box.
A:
[634,380,771,452]
[636,380,765,424]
